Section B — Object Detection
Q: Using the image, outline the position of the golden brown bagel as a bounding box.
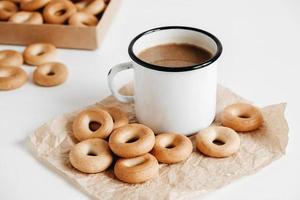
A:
[43,0,76,24]
[33,62,68,87]
[72,108,114,141]
[0,50,23,68]
[221,103,263,132]
[196,126,240,158]
[109,123,155,158]
[69,138,113,173]
[114,153,159,184]
[9,11,43,24]
[0,1,18,21]
[151,132,193,164]
[0,66,27,90]
[23,43,57,66]
[20,0,50,11]
[75,0,105,15]
[68,11,98,27]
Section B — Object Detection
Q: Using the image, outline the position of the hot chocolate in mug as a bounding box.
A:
[108,26,222,135]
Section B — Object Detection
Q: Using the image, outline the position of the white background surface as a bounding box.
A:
[0,0,299,199]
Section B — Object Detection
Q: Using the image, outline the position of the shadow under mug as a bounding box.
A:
[108,26,222,135]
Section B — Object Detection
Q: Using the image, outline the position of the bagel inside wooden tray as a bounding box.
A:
[29,84,288,200]
[0,0,120,50]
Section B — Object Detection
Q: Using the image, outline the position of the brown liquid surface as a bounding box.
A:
[137,43,212,68]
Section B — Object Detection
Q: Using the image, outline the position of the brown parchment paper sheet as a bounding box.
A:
[29,84,289,200]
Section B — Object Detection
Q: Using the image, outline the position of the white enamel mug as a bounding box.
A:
[108,26,222,135]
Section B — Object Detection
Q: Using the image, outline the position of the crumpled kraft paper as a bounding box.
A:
[29,84,289,200]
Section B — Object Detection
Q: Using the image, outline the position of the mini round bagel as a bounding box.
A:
[69,138,113,173]
[73,108,114,141]
[114,153,159,184]
[196,126,240,158]
[23,43,57,66]
[0,66,27,90]
[0,1,18,21]
[9,11,43,24]
[151,132,193,164]
[20,0,50,11]
[68,12,98,27]
[33,62,68,87]
[102,106,129,129]
[43,0,76,24]
[109,123,155,158]
[0,50,23,68]
[221,103,263,132]
[75,0,105,15]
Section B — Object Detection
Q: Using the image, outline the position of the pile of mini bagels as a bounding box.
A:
[69,102,263,184]
[0,0,108,27]
[0,43,68,90]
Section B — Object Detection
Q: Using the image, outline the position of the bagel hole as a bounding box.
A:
[238,114,250,119]
[213,139,225,146]
[125,136,139,143]
[89,121,101,132]
[55,9,67,16]
[36,51,45,56]
[47,71,55,76]
[165,143,175,149]
[82,21,91,26]
[87,151,97,156]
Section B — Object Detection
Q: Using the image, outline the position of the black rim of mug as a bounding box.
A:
[128,26,223,72]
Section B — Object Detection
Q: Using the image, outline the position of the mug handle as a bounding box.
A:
[107,62,134,103]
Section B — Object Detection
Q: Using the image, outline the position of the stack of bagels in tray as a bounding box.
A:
[0,0,109,27]
[69,102,264,184]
